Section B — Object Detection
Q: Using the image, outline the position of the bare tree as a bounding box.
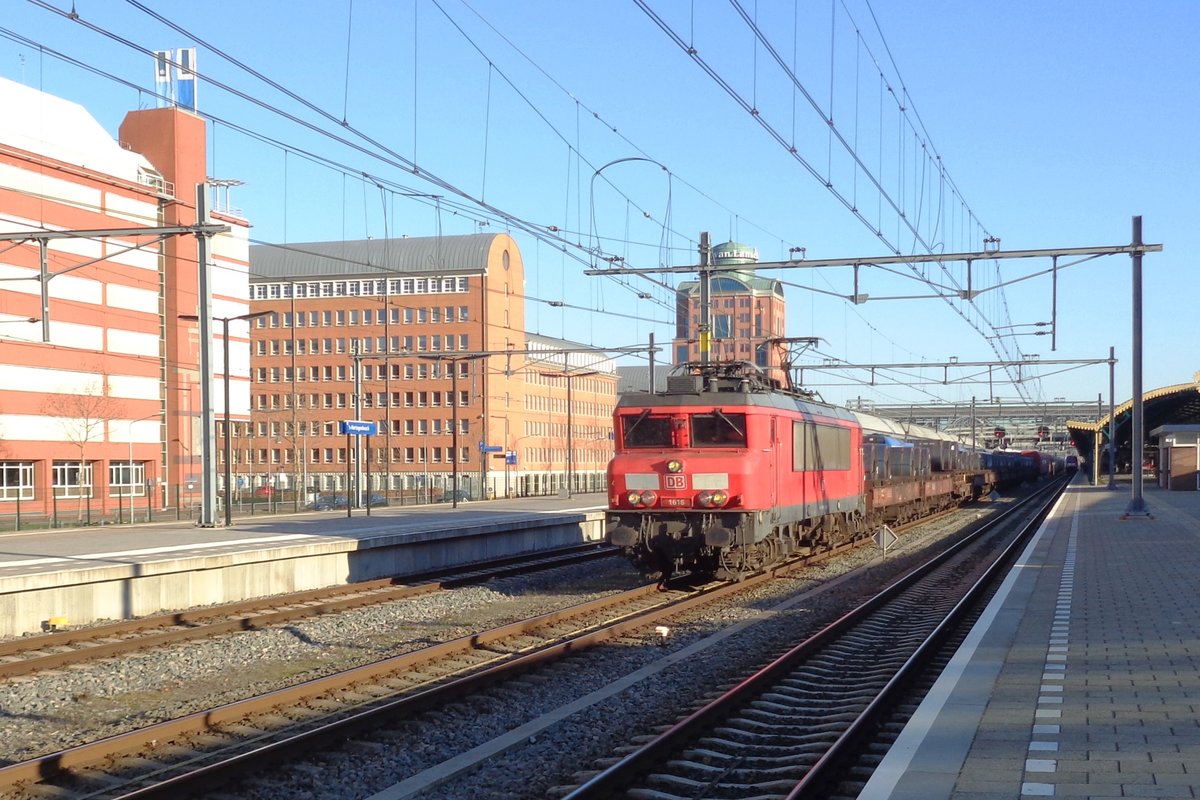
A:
[42,383,124,522]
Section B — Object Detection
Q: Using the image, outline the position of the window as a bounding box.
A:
[53,461,93,499]
[713,314,732,338]
[691,412,747,447]
[0,462,34,500]
[621,414,674,448]
[109,461,147,497]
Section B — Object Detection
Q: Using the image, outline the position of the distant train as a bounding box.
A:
[606,362,1047,579]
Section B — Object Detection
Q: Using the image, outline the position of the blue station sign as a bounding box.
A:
[339,420,379,436]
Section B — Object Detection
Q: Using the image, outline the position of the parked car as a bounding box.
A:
[307,493,387,510]
[306,493,342,511]
[442,489,470,502]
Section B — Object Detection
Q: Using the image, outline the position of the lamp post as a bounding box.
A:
[124,412,160,524]
[539,369,598,498]
[180,310,271,526]
[420,353,487,508]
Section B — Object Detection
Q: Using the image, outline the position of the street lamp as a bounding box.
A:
[123,412,161,523]
[180,310,271,526]
[420,353,488,508]
[538,369,598,498]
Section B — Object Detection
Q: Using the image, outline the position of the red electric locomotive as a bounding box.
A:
[607,362,865,578]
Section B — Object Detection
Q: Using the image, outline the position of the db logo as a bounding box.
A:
[664,474,687,490]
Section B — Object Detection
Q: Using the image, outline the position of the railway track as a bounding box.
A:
[0,578,731,798]
[0,519,894,799]
[0,543,616,679]
[0,496,1026,799]
[558,478,1066,799]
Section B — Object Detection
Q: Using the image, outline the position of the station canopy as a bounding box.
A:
[1067,381,1200,458]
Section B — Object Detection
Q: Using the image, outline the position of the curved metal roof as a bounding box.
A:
[1066,382,1200,454]
[249,233,509,281]
[1067,382,1200,433]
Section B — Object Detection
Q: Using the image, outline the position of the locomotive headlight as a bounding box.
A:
[666,459,683,473]
[696,490,730,508]
[625,490,659,508]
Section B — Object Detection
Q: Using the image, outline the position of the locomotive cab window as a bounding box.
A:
[620,412,674,448]
[692,412,747,447]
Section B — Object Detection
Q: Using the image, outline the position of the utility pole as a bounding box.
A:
[195,183,217,527]
[352,339,363,508]
[698,232,711,365]
[1123,216,1151,517]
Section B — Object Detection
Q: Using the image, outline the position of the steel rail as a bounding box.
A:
[0,543,615,679]
[561,478,1066,799]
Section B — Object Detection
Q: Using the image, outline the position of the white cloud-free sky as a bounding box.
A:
[1,0,1194,409]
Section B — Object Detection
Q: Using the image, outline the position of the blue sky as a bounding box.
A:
[1,0,1195,411]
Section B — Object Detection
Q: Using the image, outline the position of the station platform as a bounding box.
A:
[0,496,606,638]
[860,477,1200,799]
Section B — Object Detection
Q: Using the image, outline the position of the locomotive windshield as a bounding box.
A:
[692,411,747,447]
[620,411,674,448]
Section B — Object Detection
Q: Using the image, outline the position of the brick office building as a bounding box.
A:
[0,75,250,522]
[672,241,786,377]
[244,234,616,503]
